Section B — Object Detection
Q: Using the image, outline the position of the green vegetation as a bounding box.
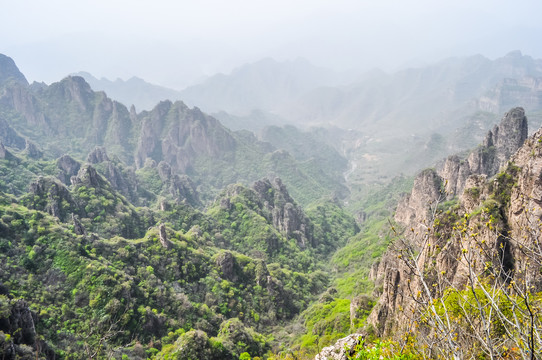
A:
[0,142,367,359]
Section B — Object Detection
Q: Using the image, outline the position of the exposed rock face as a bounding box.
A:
[158,223,171,249]
[394,169,442,229]
[0,142,16,161]
[8,300,36,345]
[72,214,86,236]
[253,177,315,247]
[0,118,25,150]
[85,147,140,204]
[314,334,364,360]
[216,251,236,282]
[135,101,236,173]
[368,108,539,338]
[56,155,81,185]
[72,165,107,188]
[157,161,200,206]
[439,107,528,198]
[478,77,542,114]
[27,176,77,221]
[87,146,110,164]
[0,296,55,360]
[395,107,529,230]
[0,54,28,87]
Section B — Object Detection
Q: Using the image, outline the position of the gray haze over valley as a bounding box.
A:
[3,0,542,89]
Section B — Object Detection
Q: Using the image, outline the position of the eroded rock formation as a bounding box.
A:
[368,107,538,338]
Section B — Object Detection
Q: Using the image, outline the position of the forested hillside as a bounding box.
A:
[2,52,542,360]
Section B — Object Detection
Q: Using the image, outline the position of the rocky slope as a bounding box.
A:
[365,107,541,355]
[0,54,348,206]
[395,107,528,228]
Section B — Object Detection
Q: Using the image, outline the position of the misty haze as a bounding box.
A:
[1,1,542,359]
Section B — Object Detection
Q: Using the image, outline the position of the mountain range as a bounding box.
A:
[1,50,542,359]
[76,52,542,186]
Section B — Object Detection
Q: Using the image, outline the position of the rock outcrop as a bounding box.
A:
[439,107,527,198]
[368,108,541,339]
[26,176,78,221]
[158,223,171,249]
[0,142,17,162]
[253,177,315,248]
[72,165,107,188]
[157,161,200,206]
[0,297,55,360]
[314,334,364,360]
[0,118,25,150]
[56,154,81,185]
[87,146,110,164]
[395,108,528,231]
[0,54,28,87]
[84,147,140,204]
[24,139,42,159]
[135,101,236,173]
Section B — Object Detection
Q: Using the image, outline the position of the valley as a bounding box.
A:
[1,50,542,360]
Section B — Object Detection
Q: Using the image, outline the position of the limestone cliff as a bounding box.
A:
[135,101,236,173]
[368,107,537,339]
[252,177,315,248]
[439,107,527,198]
[395,107,528,232]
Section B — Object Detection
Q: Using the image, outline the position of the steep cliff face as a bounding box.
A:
[135,101,236,173]
[157,162,199,205]
[478,77,542,114]
[24,176,78,222]
[0,54,28,87]
[56,155,81,185]
[252,177,315,248]
[368,107,536,338]
[0,118,25,150]
[439,107,527,198]
[211,177,316,261]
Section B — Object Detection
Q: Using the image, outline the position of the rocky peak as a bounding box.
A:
[394,168,442,228]
[50,76,94,112]
[439,107,528,199]
[56,155,81,185]
[216,251,237,281]
[86,146,110,164]
[156,161,200,205]
[0,54,28,87]
[72,165,107,188]
[252,177,315,248]
[136,100,236,172]
[158,223,171,249]
[369,108,537,341]
[489,107,528,165]
[27,176,77,221]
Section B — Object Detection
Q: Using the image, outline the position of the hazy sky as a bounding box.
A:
[2,0,542,89]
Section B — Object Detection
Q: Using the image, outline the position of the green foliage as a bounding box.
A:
[306,199,360,256]
[488,162,521,208]
[347,338,416,360]
[296,298,352,353]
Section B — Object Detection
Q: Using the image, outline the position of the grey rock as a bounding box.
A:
[24,139,42,159]
[314,334,364,360]
[158,223,170,249]
[0,118,25,150]
[86,146,110,164]
[56,155,81,185]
